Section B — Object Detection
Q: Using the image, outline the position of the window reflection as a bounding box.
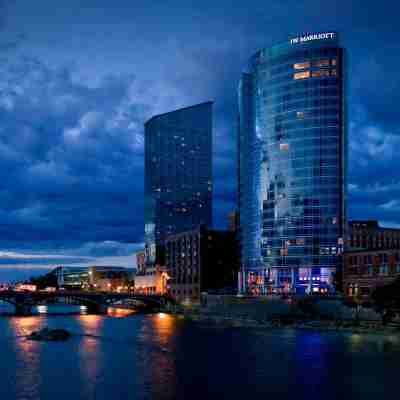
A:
[293,62,310,70]
[293,71,310,80]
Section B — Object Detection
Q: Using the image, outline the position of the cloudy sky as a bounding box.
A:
[0,0,399,271]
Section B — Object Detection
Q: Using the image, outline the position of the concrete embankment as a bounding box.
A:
[172,295,400,335]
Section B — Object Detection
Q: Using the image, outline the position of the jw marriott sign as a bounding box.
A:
[290,32,336,45]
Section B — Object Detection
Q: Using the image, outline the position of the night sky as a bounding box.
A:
[0,0,399,263]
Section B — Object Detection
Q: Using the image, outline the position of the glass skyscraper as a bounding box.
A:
[144,102,213,265]
[238,32,346,294]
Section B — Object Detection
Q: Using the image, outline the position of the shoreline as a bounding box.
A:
[180,311,400,335]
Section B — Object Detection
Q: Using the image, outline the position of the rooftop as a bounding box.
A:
[145,101,213,126]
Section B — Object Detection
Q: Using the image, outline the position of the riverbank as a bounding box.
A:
[169,295,400,335]
[180,311,400,335]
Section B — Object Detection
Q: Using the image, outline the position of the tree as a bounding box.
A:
[29,272,58,290]
[371,277,400,313]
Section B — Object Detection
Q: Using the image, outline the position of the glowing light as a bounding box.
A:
[37,305,48,314]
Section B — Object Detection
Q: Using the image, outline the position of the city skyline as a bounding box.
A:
[0,1,399,266]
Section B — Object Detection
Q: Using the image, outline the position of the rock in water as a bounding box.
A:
[28,328,71,341]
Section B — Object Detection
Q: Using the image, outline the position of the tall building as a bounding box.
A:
[144,102,213,266]
[238,32,347,294]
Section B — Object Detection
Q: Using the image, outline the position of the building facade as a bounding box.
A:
[52,266,134,291]
[134,265,169,295]
[144,102,213,266]
[344,249,400,298]
[238,32,346,294]
[343,221,400,298]
[165,226,239,304]
[347,220,400,250]
[135,250,146,274]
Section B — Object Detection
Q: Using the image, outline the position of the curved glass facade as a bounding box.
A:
[238,33,346,294]
[144,102,213,266]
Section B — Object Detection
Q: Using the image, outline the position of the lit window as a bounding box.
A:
[331,58,337,66]
[312,69,330,78]
[314,59,330,67]
[293,71,310,80]
[330,69,337,76]
[296,111,305,119]
[293,62,310,70]
[280,143,289,151]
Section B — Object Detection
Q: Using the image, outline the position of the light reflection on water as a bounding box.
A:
[1,313,400,400]
[8,317,43,400]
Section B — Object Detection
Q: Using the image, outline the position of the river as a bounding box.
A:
[0,304,399,399]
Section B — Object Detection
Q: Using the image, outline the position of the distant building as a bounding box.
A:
[343,221,400,298]
[89,266,134,292]
[52,266,133,291]
[144,102,213,267]
[15,283,37,292]
[165,226,239,304]
[53,267,90,289]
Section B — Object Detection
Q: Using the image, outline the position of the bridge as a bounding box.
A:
[0,290,175,315]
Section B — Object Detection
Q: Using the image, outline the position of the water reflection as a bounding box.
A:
[9,317,43,400]
[76,315,105,399]
[107,307,135,318]
[138,313,178,399]
[37,305,48,314]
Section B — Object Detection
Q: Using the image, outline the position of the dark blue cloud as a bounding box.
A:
[0,0,399,255]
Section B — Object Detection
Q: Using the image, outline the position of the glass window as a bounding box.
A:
[314,59,330,67]
[293,62,311,70]
[312,69,330,78]
[293,71,310,80]
[280,143,289,151]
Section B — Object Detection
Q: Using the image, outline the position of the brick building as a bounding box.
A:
[344,221,400,298]
[343,249,400,298]
[134,250,168,295]
[347,220,400,250]
[165,226,239,304]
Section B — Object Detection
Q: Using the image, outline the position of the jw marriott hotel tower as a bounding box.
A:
[238,32,346,294]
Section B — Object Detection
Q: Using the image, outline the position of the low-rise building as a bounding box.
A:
[344,220,400,298]
[343,249,400,298]
[89,266,134,292]
[134,264,169,295]
[53,266,90,289]
[15,283,37,292]
[52,266,134,291]
[347,220,400,250]
[165,226,239,304]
